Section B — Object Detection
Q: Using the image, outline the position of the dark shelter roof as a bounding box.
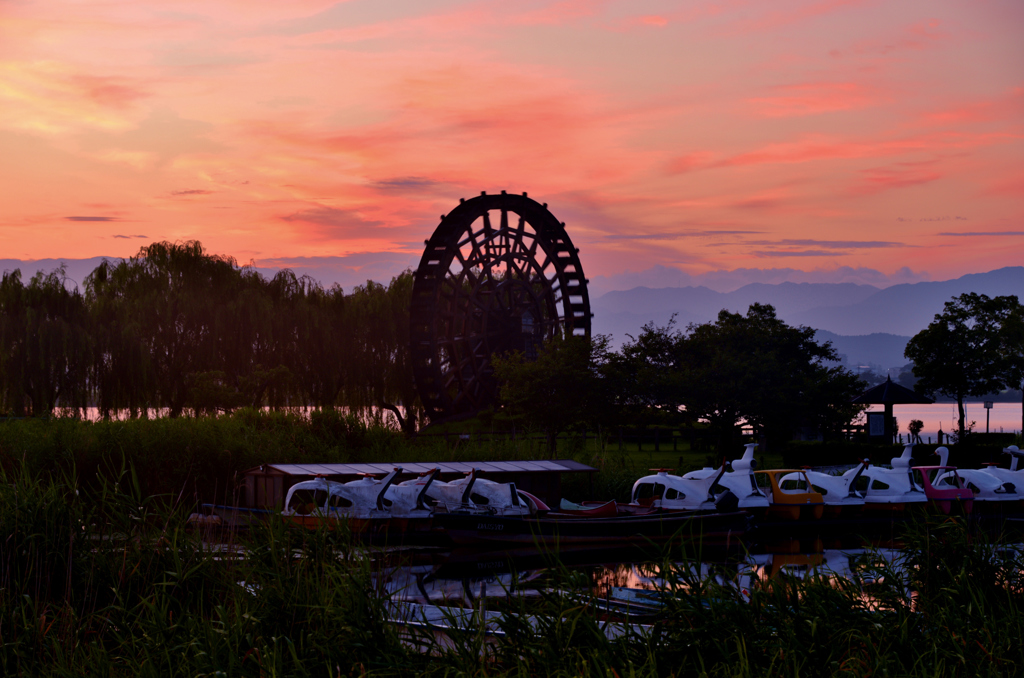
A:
[246,459,595,478]
[852,375,934,405]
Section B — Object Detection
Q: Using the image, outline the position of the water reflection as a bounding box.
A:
[377,538,1009,615]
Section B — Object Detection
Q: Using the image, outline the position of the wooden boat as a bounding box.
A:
[431,508,749,547]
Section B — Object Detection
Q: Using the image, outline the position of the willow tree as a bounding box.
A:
[284,274,351,409]
[0,268,92,416]
[87,242,246,417]
[6,241,426,421]
[345,272,420,433]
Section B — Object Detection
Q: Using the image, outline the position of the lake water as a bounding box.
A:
[380,538,1022,613]
[865,402,1022,441]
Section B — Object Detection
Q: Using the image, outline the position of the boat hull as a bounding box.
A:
[432,510,749,547]
[282,514,440,545]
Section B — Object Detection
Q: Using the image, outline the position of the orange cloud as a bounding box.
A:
[0,61,151,133]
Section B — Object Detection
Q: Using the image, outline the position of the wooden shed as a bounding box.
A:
[240,459,597,510]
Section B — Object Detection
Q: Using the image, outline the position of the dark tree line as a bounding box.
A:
[0,242,877,446]
[0,242,419,429]
[905,293,1024,437]
[495,304,867,450]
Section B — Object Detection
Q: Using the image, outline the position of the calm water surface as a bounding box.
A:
[378,539,1014,612]
[866,402,1022,440]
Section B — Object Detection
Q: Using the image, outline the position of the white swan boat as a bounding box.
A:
[416,468,539,516]
[281,466,540,537]
[859,444,927,511]
[282,467,434,534]
[630,443,770,515]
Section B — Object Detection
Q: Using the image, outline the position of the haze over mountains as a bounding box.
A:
[593,267,1024,371]
[0,253,421,294]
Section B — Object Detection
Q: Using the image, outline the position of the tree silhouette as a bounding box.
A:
[681,304,863,449]
[0,268,91,416]
[905,293,1020,437]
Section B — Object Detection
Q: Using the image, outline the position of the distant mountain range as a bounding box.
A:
[593,266,1024,370]
[812,331,911,372]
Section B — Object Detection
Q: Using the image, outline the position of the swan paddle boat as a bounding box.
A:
[753,469,825,521]
[859,444,927,512]
[910,463,974,515]
[630,443,770,515]
[933,446,1022,512]
[282,467,422,534]
[778,461,869,518]
[418,468,541,516]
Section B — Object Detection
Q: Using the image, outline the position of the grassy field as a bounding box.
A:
[0,412,796,506]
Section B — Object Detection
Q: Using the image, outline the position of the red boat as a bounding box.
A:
[555,499,619,518]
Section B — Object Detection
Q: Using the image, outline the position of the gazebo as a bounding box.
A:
[852,376,934,443]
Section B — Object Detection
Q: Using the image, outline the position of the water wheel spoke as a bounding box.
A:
[411,193,591,421]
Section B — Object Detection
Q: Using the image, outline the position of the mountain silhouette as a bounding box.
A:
[593,266,1024,369]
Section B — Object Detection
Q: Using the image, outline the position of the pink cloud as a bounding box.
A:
[280,205,385,241]
[274,0,608,47]
[723,0,874,35]
[830,19,949,57]
[853,162,943,195]
[666,152,716,174]
[748,82,880,117]
[70,75,151,109]
[923,86,1024,126]
[509,0,608,26]
[637,15,669,27]
[982,172,1024,198]
[715,132,1016,168]
[0,0,1021,283]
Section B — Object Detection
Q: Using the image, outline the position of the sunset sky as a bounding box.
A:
[1,0,1021,290]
